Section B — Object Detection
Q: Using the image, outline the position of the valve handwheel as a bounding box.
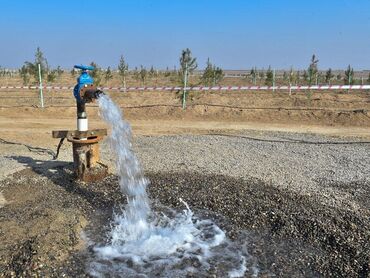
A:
[74,64,95,71]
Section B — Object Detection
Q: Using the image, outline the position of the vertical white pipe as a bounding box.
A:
[77,118,88,131]
[38,63,44,108]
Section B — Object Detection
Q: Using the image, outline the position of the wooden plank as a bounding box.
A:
[52,130,69,138]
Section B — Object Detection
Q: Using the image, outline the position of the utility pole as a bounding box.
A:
[38,63,44,108]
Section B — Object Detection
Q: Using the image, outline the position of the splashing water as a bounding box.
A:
[90,94,248,277]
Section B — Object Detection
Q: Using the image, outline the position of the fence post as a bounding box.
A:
[182,62,188,110]
[38,63,44,108]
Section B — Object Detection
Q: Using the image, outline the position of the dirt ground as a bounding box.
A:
[0,90,369,147]
[0,90,369,277]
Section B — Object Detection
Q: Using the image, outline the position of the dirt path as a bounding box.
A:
[0,116,369,149]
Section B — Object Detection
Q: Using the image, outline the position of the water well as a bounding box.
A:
[52,65,108,182]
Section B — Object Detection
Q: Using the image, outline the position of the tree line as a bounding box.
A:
[254,55,357,86]
[3,47,370,87]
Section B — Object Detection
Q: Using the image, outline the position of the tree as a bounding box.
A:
[149,66,156,77]
[56,66,63,78]
[47,69,57,82]
[367,73,370,84]
[212,66,224,85]
[118,55,129,88]
[336,73,342,81]
[89,62,102,86]
[265,66,274,86]
[317,71,323,84]
[250,68,255,77]
[303,70,308,82]
[19,65,30,85]
[21,47,62,84]
[296,70,300,84]
[139,65,147,85]
[23,47,49,83]
[344,65,354,85]
[308,54,319,85]
[259,70,265,80]
[202,58,214,86]
[164,67,171,77]
[288,67,295,85]
[133,67,140,82]
[283,71,288,82]
[250,67,257,84]
[164,66,171,77]
[325,68,334,84]
[180,48,197,85]
[179,48,197,109]
[105,66,113,83]
[34,47,48,79]
[201,58,224,86]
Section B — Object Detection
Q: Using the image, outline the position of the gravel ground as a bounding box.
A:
[0,130,369,277]
[100,131,370,211]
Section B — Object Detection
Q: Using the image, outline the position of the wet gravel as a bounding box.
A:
[146,172,370,277]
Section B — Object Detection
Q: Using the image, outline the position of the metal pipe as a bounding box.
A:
[82,89,104,103]
[77,101,88,132]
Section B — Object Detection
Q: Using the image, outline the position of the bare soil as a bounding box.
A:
[0,90,369,147]
[0,90,369,277]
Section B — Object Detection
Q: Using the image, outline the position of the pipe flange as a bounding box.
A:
[67,135,103,144]
[79,84,97,103]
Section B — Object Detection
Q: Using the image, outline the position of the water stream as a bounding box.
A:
[89,94,248,277]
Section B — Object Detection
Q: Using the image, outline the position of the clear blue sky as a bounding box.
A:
[0,0,369,70]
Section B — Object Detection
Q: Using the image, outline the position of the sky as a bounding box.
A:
[0,0,369,70]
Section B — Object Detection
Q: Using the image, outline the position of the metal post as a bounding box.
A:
[182,62,188,110]
[273,69,276,92]
[38,63,44,108]
[253,67,257,85]
[348,72,352,93]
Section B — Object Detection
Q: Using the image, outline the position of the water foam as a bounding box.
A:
[90,94,248,277]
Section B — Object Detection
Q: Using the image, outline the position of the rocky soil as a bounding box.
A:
[0,131,369,277]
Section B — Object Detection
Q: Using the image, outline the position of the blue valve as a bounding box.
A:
[74,64,95,71]
[73,64,94,102]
